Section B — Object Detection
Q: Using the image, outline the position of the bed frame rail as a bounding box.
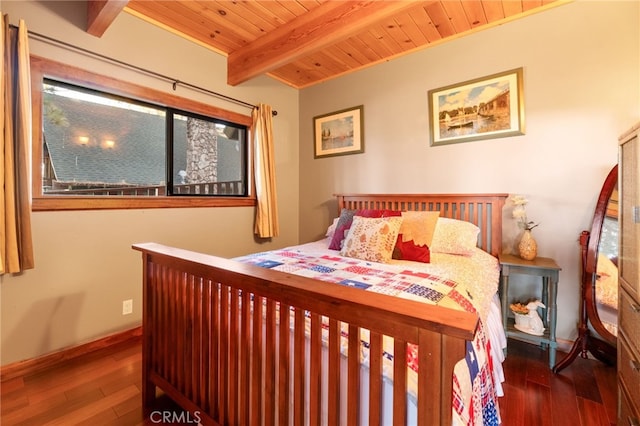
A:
[133,243,478,426]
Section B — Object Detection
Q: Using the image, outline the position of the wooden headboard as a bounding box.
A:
[336,193,508,257]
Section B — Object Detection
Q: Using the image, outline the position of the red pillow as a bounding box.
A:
[393,239,431,263]
[328,209,400,250]
[391,211,439,263]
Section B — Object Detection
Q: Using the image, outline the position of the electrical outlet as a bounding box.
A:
[122,299,133,315]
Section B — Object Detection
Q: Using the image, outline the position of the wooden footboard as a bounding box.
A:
[133,243,478,426]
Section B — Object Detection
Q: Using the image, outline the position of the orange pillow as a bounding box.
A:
[392,211,440,263]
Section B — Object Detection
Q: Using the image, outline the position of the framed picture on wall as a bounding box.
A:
[428,67,525,146]
[313,105,364,158]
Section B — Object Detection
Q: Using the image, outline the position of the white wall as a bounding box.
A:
[0,1,299,365]
[298,1,640,344]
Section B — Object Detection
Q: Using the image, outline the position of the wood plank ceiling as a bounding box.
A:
[88,0,567,89]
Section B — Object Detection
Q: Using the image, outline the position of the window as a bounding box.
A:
[170,111,247,197]
[31,56,255,211]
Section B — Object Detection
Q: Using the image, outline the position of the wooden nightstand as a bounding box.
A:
[498,253,562,368]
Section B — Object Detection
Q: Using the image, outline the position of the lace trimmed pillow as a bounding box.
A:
[430,217,480,256]
[325,217,340,239]
[340,216,404,263]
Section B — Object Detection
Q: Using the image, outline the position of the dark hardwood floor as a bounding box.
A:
[1,337,617,425]
[501,339,617,426]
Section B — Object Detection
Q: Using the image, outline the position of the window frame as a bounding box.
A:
[30,55,256,211]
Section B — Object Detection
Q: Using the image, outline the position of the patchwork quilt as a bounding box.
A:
[234,242,502,425]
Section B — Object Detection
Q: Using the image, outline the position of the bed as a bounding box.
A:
[133,193,508,425]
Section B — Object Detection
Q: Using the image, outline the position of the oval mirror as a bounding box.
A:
[553,164,618,373]
[586,165,618,346]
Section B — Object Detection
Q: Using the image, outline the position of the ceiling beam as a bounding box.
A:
[86,0,129,37]
[227,0,421,86]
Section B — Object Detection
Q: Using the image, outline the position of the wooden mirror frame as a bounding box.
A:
[553,164,618,373]
[584,164,618,346]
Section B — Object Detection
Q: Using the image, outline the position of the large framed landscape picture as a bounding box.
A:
[314,105,364,158]
[428,68,525,146]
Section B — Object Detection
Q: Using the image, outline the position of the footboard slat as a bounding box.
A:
[418,329,443,426]
[210,280,220,421]
[347,324,360,426]
[219,284,229,425]
[264,299,277,426]
[164,268,172,385]
[172,269,181,391]
[293,308,305,426]
[251,295,263,426]
[239,291,251,425]
[278,302,291,425]
[201,280,211,414]
[393,338,408,426]
[135,244,477,426]
[327,318,340,426]
[309,312,322,426]
[228,288,240,425]
[368,331,383,426]
[188,275,197,402]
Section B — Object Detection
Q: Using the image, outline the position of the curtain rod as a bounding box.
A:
[14,25,277,116]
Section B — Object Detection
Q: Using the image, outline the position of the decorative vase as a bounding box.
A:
[518,230,538,260]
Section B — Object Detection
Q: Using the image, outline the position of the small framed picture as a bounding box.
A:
[428,68,525,146]
[313,105,364,158]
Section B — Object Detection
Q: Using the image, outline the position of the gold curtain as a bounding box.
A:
[252,104,279,238]
[1,15,34,274]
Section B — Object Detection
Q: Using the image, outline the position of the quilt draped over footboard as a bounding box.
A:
[234,241,501,426]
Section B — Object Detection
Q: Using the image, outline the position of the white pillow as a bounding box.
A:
[340,216,403,263]
[325,217,340,238]
[430,217,480,256]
